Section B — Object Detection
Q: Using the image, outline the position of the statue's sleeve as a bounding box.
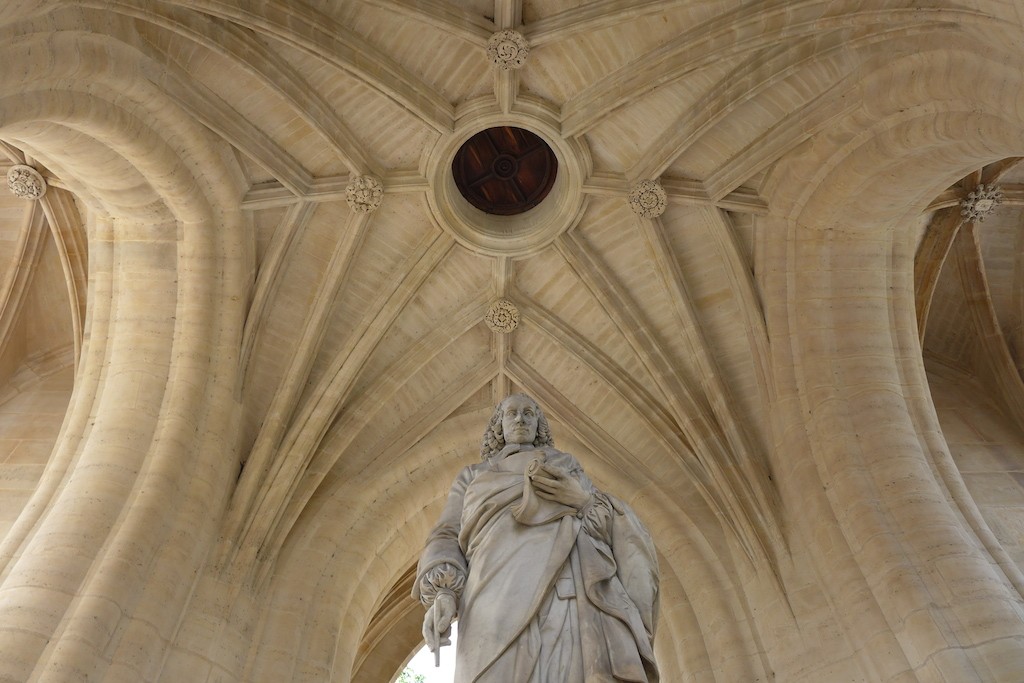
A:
[609,495,660,640]
[579,492,615,542]
[572,461,660,678]
[569,461,615,544]
[411,466,472,607]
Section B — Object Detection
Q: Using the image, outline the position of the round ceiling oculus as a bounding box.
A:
[423,99,590,258]
[452,126,557,216]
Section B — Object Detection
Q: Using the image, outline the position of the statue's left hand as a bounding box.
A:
[531,465,592,510]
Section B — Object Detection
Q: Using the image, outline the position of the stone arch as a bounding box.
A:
[0,26,248,683]
[243,396,774,682]
[756,42,1024,681]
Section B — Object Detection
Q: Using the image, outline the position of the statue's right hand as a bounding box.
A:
[423,592,456,653]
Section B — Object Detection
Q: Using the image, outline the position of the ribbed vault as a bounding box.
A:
[1,1,1024,682]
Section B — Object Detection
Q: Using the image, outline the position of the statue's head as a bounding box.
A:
[480,393,554,459]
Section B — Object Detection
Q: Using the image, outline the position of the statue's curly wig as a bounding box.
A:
[480,393,554,460]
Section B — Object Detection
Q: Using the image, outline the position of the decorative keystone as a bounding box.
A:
[960,184,1003,222]
[487,30,529,70]
[628,179,666,218]
[345,175,383,213]
[6,165,47,200]
[485,299,519,333]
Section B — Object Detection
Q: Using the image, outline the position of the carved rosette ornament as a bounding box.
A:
[345,174,383,213]
[960,184,1003,222]
[485,299,519,333]
[487,30,529,70]
[628,179,666,218]
[6,165,47,200]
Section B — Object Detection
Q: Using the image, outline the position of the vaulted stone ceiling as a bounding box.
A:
[2,1,1024,681]
[920,163,1024,385]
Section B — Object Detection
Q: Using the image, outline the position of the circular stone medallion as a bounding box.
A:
[452,127,557,216]
[485,299,519,333]
[7,165,47,200]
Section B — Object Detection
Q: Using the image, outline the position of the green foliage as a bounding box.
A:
[397,667,426,683]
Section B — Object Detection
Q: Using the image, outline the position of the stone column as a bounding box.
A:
[0,202,245,682]
[765,216,1024,682]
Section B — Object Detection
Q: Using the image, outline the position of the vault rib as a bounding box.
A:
[284,293,489,545]
[357,0,492,46]
[929,184,1024,211]
[701,64,870,201]
[709,60,979,202]
[223,232,457,581]
[494,66,519,115]
[0,202,47,364]
[223,208,376,571]
[517,295,682,456]
[241,171,430,210]
[91,1,377,176]
[560,5,983,137]
[952,221,1024,421]
[255,356,497,587]
[494,0,520,32]
[527,0,691,47]
[238,201,317,392]
[582,173,768,215]
[635,211,761,455]
[38,188,87,368]
[628,41,789,183]
[915,208,963,344]
[492,256,513,404]
[628,25,938,183]
[0,141,24,163]
[160,81,311,195]
[637,209,781,552]
[492,0,522,113]
[989,164,1024,372]
[555,231,709,450]
[698,207,773,404]
[981,158,1024,185]
[312,293,489,471]
[126,37,315,195]
[916,167,1024,346]
[8,27,314,196]
[173,0,455,132]
[554,231,779,567]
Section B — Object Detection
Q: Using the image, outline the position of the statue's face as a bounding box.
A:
[500,395,539,445]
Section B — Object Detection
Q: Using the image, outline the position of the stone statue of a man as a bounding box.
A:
[413,393,660,682]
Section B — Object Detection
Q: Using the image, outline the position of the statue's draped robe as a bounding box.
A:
[414,444,659,683]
